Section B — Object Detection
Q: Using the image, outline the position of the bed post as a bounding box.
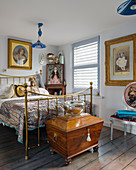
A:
[90,82,93,115]
[37,100,40,147]
[24,83,29,160]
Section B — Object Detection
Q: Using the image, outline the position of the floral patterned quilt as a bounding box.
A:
[0,98,64,143]
[0,97,91,143]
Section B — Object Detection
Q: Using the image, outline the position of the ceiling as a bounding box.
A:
[0,0,136,46]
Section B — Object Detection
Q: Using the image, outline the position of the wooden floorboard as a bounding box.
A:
[37,133,135,170]
[101,145,136,170]
[78,136,136,170]
[123,158,136,170]
[0,124,135,170]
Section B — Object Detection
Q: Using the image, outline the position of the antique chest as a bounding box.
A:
[45,113,104,164]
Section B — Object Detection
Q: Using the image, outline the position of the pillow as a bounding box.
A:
[39,88,49,95]
[14,85,25,97]
[12,92,18,98]
[0,84,11,95]
[0,84,14,99]
[36,74,45,88]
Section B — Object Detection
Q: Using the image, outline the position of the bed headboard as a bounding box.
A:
[0,70,42,85]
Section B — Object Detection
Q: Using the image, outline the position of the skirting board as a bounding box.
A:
[104,121,136,135]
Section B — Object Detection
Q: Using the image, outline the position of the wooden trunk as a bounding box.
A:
[45,113,104,164]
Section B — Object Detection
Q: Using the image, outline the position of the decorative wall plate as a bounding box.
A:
[124,82,136,110]
[39,53,45,65]
[46,53,55,63]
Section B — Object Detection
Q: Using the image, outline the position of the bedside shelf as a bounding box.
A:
[45,84,66,95]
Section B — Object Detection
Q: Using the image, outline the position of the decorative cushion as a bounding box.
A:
[0,84,14,99]
[14,85,25,97]
[39,88,49,95]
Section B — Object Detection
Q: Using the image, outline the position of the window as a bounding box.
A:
[72,36,100,94]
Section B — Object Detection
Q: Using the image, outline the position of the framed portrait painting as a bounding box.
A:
[8,39,32,70]
[124,82,136,110]
[46,64,64,85]
[105,33,136,86]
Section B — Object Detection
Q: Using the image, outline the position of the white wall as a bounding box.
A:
[58,21,136,134]
[100,21,136,134]
[0,35,58,85]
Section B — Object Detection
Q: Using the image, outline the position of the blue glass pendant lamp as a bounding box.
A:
[117,0,136,15]
[31,23,46,48]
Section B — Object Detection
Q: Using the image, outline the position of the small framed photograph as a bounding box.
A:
[8,39,32,70]
[46,64,64,85]
[105,33,136,86]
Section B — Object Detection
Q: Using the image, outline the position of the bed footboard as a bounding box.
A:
[24,82,93,160]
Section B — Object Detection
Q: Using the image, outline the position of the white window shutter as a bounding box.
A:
[73,36,99,93]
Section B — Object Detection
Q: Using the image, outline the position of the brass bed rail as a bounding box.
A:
[24,82,93,160]
[0,73,41,85]
[0,73,93,160]
[0,72,42,160]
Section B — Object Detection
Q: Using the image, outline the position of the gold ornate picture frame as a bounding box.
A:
[8,39,32,70]
[46,64,64,85]
[105,33,136,86]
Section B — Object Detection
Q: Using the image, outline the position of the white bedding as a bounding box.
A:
[0,95,48,108]
[0,87,50,107]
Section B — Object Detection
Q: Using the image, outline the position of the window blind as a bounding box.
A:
[72,36,99,92]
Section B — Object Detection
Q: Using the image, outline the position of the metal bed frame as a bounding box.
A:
[0,73,93,160]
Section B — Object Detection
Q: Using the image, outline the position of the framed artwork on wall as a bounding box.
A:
[105,33,136,86]
[123,82,136,110]
[46,64,64,85]
[8,39,32,70]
